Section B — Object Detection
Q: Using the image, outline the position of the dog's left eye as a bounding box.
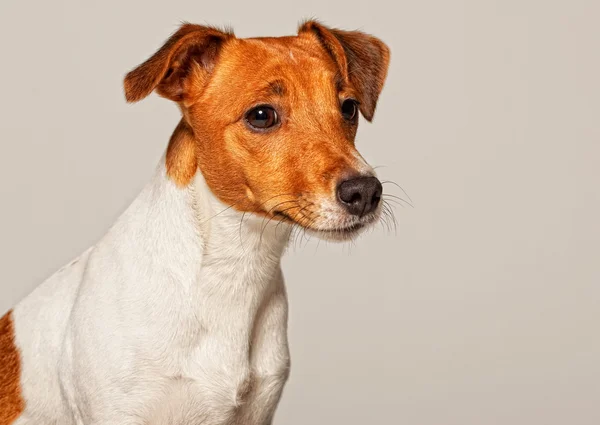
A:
[246,106,279,130]
[341,99,358,121]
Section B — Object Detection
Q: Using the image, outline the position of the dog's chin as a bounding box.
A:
[271,208,381,242]
[304,222,366,242]
[303,213,380,242]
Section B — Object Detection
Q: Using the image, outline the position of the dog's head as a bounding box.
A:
[124,21,390,241]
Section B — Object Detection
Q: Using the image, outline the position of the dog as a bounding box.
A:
[0,20,390,425]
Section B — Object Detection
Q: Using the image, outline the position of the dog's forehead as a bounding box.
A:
[194,34,345,117]
[204,35,340,100]
[221,35,336,73]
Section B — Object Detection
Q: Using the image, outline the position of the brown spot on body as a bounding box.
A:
[0,310,25,424]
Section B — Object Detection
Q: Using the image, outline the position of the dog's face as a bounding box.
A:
[124,21,390,240]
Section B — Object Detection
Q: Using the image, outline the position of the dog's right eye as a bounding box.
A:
[246,106,279,130]
[341,99,358,121]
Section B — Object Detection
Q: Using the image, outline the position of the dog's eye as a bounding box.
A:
[246,106,278,129]
[341,99,358,121]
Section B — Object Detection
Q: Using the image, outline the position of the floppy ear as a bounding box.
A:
[299,20,390,121]
[123,23,233,103]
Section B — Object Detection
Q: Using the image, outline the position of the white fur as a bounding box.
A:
[12,159,292,425]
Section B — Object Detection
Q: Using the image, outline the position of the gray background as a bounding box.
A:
[1,1,599,424]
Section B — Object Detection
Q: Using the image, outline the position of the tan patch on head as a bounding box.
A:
[124,22,389,228]
[0,310,25,424]
[185,36,363,219]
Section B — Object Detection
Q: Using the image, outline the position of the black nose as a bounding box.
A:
[336,176,383,217]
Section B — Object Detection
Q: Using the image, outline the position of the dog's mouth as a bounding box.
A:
[274,210,374,241]
[318,221,365,234]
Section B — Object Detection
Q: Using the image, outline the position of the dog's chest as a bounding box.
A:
[135,270,289,425]
[146,365,253,425]
[141,322,288,424]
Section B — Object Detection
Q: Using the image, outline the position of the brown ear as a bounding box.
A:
[123,23,233,103]
[299,20,390,121]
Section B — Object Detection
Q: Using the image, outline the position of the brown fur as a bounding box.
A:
[298,21,391,121]
[166,119,198,187]
[124,20,390,226]
[0,311,24,425]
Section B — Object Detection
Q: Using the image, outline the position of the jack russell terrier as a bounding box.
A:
[0,20,391,425]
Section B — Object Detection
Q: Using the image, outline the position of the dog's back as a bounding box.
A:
[2,249,91,424]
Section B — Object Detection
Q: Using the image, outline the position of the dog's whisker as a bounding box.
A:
[258,199,300,238]
[381,196,406,208]
[381,200,398,235]
[381,180,413,204]
[259,204,299,246]
[382,193,412,208]
[198,203,239,226]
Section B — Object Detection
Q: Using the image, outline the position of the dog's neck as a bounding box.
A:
[190,167,291,271]
[113,158,290,298]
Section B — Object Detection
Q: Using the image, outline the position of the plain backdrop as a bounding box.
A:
[1,1,599,424]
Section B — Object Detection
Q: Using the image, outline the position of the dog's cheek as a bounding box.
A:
[193,129,247,208]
